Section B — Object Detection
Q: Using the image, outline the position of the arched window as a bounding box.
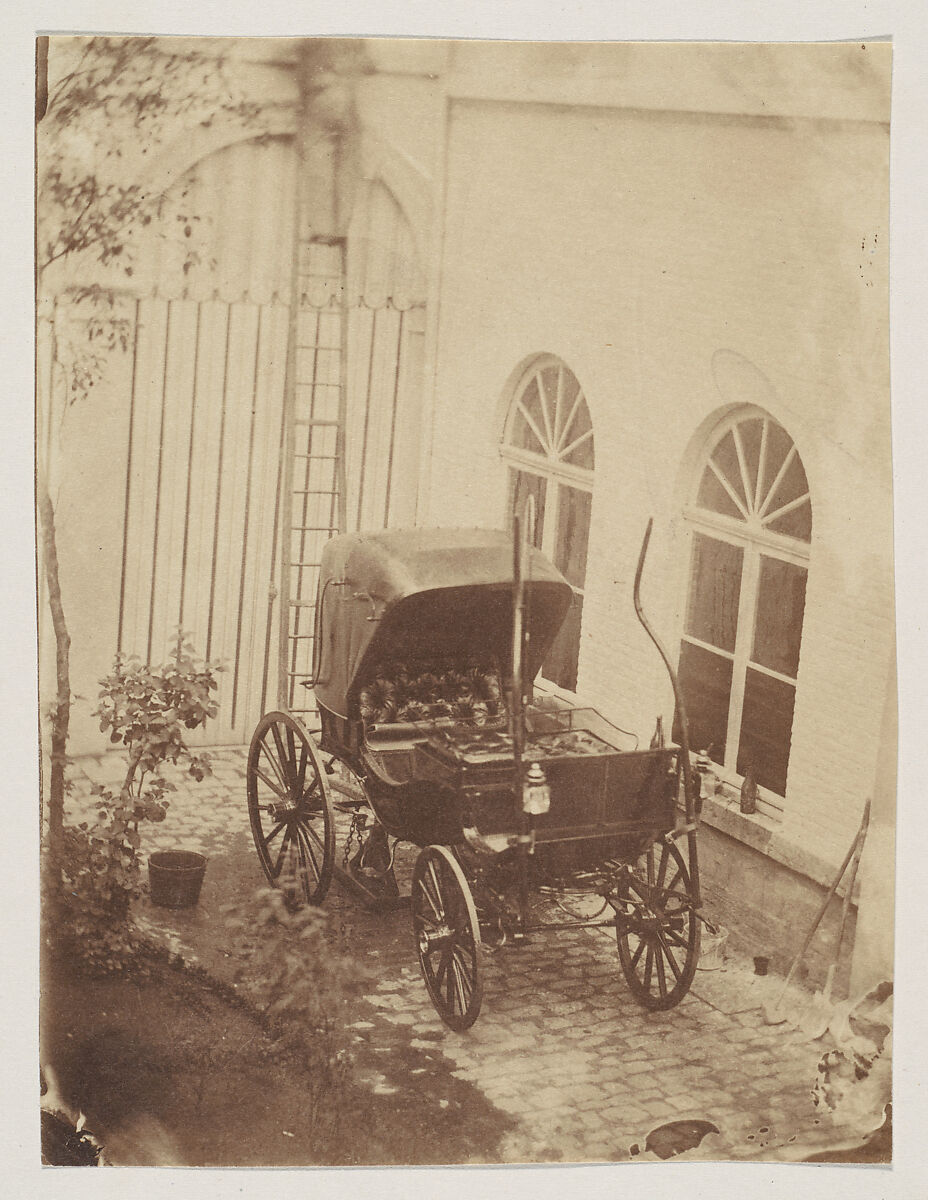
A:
[501,356,594,691]
[678,409,812,801]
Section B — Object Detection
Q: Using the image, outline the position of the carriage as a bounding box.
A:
[246,516,704,1029]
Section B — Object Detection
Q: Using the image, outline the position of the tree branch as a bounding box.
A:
[38,486,70,848]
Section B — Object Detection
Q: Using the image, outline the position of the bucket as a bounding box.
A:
[697,924,729,971]
[148,850,207,909]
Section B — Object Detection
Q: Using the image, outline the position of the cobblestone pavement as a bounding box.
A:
[67,747,878,1165]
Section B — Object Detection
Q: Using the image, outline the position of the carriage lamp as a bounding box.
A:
[522,761,551,815]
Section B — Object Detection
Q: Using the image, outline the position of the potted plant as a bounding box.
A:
[46,635,219,972]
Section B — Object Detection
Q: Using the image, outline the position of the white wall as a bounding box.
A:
[424,91,891,867]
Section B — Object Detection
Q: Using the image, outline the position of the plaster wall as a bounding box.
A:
[424,97,892,874]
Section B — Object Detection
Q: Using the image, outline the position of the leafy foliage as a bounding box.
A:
[39,37,258,276]
[38,37,260,405]
[223,887,368,1140]
[46,639,220,974]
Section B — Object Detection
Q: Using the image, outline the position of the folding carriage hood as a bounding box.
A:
[311,528,574,720]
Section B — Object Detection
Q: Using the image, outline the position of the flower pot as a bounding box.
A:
[148,850,207,909]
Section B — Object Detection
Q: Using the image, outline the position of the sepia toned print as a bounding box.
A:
[37,37,893,1166]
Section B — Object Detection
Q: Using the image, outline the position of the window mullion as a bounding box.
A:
[725,542,759,772]
[542,482,558,561]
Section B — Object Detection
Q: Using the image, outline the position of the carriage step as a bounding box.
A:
[333,799,368,813]
[333,863,408,912]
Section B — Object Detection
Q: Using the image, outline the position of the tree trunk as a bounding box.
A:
[38,484,70,849]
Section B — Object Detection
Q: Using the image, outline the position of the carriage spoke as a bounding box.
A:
[426,863,446,919]
[629,936,646,970]
[657,931,683,981]
[294,821,322,883]
[292,825,313,904]
[662,926,691,951]
[261,819,287,852]
[272,827,293,878]
[254,763,288,800]
[435,945,453,992]
[299,777,322,810]
[285,725,298,788]
[270,723,292,788]
[451,947,474,999]
[417,875,443,922]
[643,943,655,992]
[656,846,670,892]
[451,959,468,1015]
[259,740,290,795]
[654,940,668,996]
[295,741,309,797]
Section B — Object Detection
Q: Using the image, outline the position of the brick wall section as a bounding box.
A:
[424,101,892,879]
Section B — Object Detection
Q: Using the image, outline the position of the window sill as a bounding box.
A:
[698,788,859,899]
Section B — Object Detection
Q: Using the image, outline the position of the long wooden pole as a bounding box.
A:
[276,46,309,711]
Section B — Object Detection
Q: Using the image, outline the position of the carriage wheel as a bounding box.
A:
[615,839,700,1011]
[246,712,334,906]
[412,846,483,1031]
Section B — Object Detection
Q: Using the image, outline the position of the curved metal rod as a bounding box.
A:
[633,518,701,904]
[511,494,537,939]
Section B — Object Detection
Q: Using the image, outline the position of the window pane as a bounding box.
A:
[695,466,744,520]
[737,417,764,509]
[765,449,809,511]
[752,556,807,678]
[509,470,546,547]
[562,427,594,468]
[561,388,594,468]
[511,408,545,454]
[684,534,743,653]
[766,497,812,541]
[555,485,592,589]
[517,376,548,452]
[758,420,794,511]
[555,368,580,445]
[711,431,748,510]
[543,592,582,691]
[538,365,560,438]
[737,668,795,796]
[676,640,733,765]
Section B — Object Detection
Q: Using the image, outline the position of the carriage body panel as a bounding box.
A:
[414,719,680,872]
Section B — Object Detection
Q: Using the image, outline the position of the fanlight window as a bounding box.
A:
[678,411,811,802]
[501,357,594,691]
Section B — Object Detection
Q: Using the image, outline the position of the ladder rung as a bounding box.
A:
[291,454,339,461]
[288,599,317,608]
[292,526,338,534]
[291,489,338,496]
[288,633,315,640]
[293,418,342,427]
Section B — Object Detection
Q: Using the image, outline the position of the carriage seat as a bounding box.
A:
[359,657,507,732]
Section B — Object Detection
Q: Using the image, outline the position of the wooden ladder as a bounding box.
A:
[276,233,348,720]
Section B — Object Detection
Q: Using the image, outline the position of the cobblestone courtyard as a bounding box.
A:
[66,746,880,1165]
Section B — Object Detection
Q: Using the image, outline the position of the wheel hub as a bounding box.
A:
[266,798,297,821]
[418,924,452,956]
